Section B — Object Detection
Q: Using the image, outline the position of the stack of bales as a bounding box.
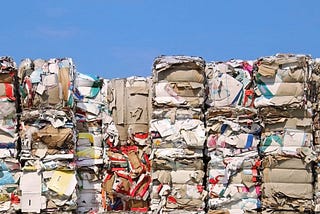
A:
[309,58,320,212]
[255,54,315,213]
[150,56,207,213]
[102,76,152,212]
[205,60,261,213]
[0,56,21,212]
[74,73,108,213]
[18,58,77,213]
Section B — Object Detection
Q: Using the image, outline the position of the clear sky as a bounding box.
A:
[2,0,320,78]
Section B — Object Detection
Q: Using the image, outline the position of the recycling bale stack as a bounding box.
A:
[18,58,77,213]
[255,54,315,213]
[102,76,152,212]
[310,58,320,213]
[150,55,207,214]
[205,60,262,213]
[0,56,21,212]
[74,73,109,213]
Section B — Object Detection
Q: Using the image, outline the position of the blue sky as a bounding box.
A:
[2,0,320,78]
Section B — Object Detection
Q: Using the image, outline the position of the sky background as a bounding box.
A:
[2,0,320,78]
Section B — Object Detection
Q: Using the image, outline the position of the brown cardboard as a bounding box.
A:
[262,156,311,169]
[47,85,61,105]
[263,168,313,183]
[157,68,204,83]
[58,67,70,101]
[170,82,204,97]
[126,86,148,124]
[262,183,313,199]
[33,126,72,149]
[127,150,143,176]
